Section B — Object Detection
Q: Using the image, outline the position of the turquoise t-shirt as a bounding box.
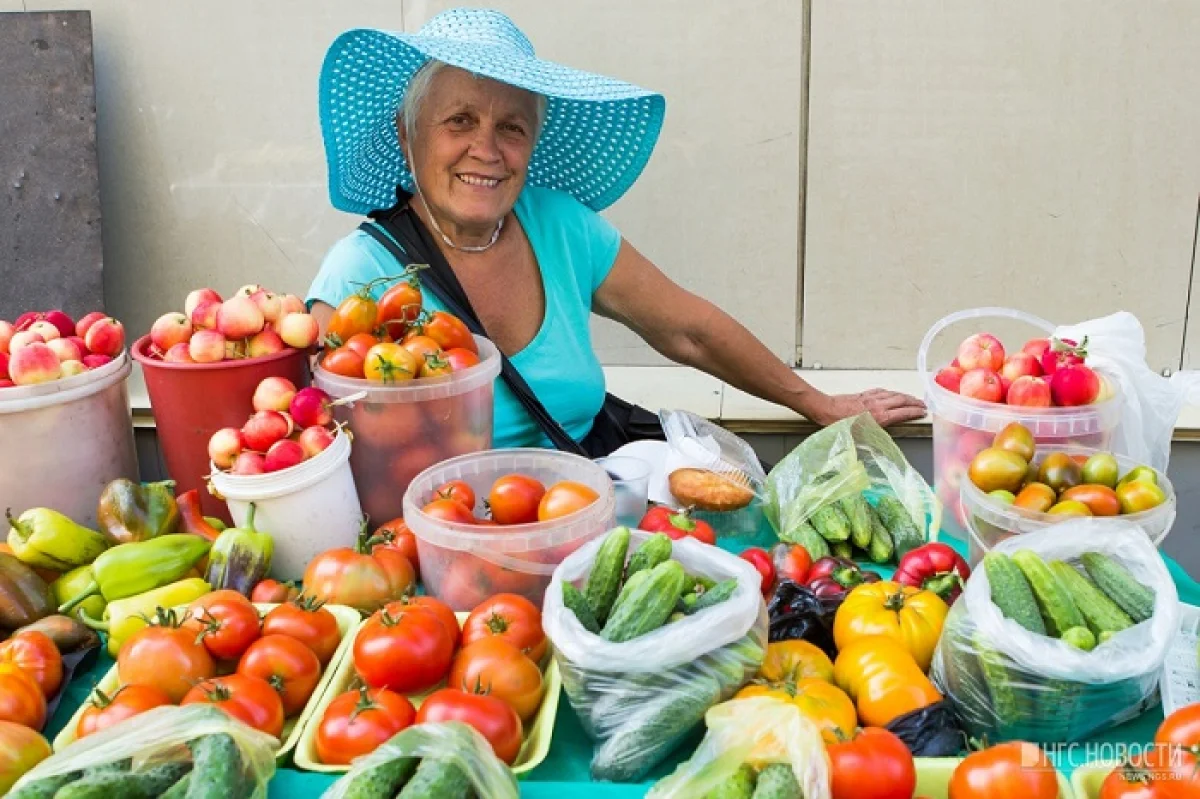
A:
[306,186,622,449]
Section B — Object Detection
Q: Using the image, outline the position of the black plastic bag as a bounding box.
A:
[885,700,966,757]
[766,579,843,660]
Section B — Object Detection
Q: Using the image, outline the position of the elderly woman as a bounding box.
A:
[307,8,924,453]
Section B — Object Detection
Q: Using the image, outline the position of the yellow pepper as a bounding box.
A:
[51,565,106,622]
[6,507,107,571]
[77,577,210,657]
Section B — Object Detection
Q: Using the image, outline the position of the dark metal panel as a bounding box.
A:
[0,10,103,320]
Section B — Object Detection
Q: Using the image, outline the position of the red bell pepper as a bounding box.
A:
[638,506,716,546]
[176,490,223,542]
[893,542,971,605]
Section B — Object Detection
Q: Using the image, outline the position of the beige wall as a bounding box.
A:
[4,1,1198,375]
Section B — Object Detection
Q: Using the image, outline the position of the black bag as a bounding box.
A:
[360,194,664,457]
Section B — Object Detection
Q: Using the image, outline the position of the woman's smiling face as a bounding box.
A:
[402,66,540,239]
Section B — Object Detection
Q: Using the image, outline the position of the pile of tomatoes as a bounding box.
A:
[320,273,481,383]
[315,592,546,767]
[0,628,63,788]
[419,475,600,527]
[98,591,342,740]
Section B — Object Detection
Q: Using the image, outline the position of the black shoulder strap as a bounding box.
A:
[357,209,587,455]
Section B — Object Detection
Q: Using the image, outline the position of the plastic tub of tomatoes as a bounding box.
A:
[402,449,617,611]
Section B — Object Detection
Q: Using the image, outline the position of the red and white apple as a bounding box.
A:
[298,425,335,458]
[251,291,282,324]
[216,297,265,340]
[247,329,285,358]
[207,427,244,470]
[185,288,222,319]
[82,353,113,369]
[150,312,193,352]
[278,313,319,349]
[290,387,333,428]
[1006,375,1051,407]
[1000,353,1042,382]
[959,368,1004,402]
[59,360,86,378]
[163,343,194,363]
[0,321,13,354]
[190,300,221,331]
[26,320,61,342]
[264,439,306,473]
[9,343,63,385]
[935,366,963,393]
[252,376,297,413]
[84,318,125,357]
[1050,364,1100,406]
[957,333,1006,372]
[9,331,44,352]
[46,338,82,363]
[241,410,292,452]
[75,312,106,339]
[230,451,266,476]
[189,330,226,364]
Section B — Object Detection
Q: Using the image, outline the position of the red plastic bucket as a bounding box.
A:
[132,335,311,522]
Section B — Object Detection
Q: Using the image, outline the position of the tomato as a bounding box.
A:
[463,593,547,663]
[770,543,812,585]
[993,422,1036,463]
[832,581,949,672]
[0,631,62,698]
[827,727,916,799]
[449,637,544,721]
[423,311,477,353]
[117,617,217,703]
[443,347,481,371]
[422,497,476,525]
[1117,479,1168,515]
[487,474,546,525]
[184,590,262,661]
[832,636,942,728]
[415,688,522,764]
[947,741,1060,799]
[537,481,599,522]
[736,677,856,744]
[385,596,461,648]
[251,579,299,604]
[968,448,1029,494]
[76,684,172,739]
[437,556,495,611]
[401,334,442,363]
[344,332,382,360]
[1099,757,1170,799]
[376,279,423,340]
[739,547,775,597]
[1037,452,1083,493]
[1013,482,1056,513]
[182,674,285,738]
[261,595,342,665]
[303,542,416,615]
[353,605,455,693]
[0,720,50,793]
[434,480,477,511]
[321,346,365,379]
[638,506,717,545]
[0,665,46,730]
[369,518,421,578]
[237,634,323,716]
[327,292,379,345]
[363,342,419,383]
[315,686,415,765]
[419,353,454,377]
[1154,704,1200,799]
[1061,484,1121,516]
[759,639,835,684]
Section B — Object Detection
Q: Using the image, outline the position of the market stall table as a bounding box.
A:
[43,531,1200,797]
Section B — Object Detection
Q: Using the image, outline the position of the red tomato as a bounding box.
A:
[487,474,546,525]
[828,727,916,799]
[184,590,263,661]
[462,593,547,663]
[182,674,286,738]
[369,518,421,579]
[260,595,342,666]
[638,506,716,545]
[376,279,423,340]
[1099,757,1170,799]
[0,631,62,698]
[443,347,481,371]
[423,311,477,353]
[385,596,461,648]
[537,481,599,522]
[322,347,365,379]
[117,618,217,703]
[251,579,299,604]
[434,480,477,512]
[344,332,382,361]
[0,720,50,794]
[422,498,476,525]
[947,741,1059,799]
[237,634,323,716]
[1155,704,1200,799]
[353,606,455,693]
[739,547,776,597]
[415,688,522,764]
[327,293,379,345]
[437,556,495,611]
[448,637,544,722]
[302,544,416,615]
[771,543,812,585]
[0,665,46,730]
[76,684,172,739]
[315,686,415,765]
[401,334,443,363]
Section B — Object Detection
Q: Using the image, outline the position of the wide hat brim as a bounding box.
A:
[319,8,666,215]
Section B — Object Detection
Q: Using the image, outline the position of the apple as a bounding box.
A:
[207,427,244,470]
[9,342,62,385]
[59,360,86,377]
[66,335,88,354]
[279,295,306,317]
[216,296,265,340]
[241,410,292,452]
[1007,375,1051,407]
[298,425,335,458]
[46,338,82,363]
[84,318,125,357]
[278,313,319,349]
[82,353,112,369]
[959,368,1004,402]
[0,321,13,354]
[1050,364,1100,407]
[189,330,227,363]
[236,284,265,298]
[957,333,1006,372]
[230,451,266,475]
[1000,352,1042,383]
[935,366,963,393]
[191,299,221,331]
[39,310,75,339]
[163,343,194,363]
[251,291,282,324]
[26,320,61,342]
[1042,337,1087,376]
[247,329,285,358]
[290,387,334,428]
[1022,338,1051,363]
[9,331,44,352]
[185,288,222,319]
[0,351,8,380]
[225,339,248,360]
[264,439,306,473]
[75,311,106,339]
[151,312,194,351]
[252,376,297,413]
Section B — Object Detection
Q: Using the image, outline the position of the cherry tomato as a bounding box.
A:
[363,342,419,383]
[0,665,46,730]
[183,590,262,661]
[181,674,285,738]
[315,687,415,765]
[739,547,776,597]
[0,631,62,698]
[487,474,546,525]
[344,332,382,360]
[771,543,813,585]
[462,593,547,663]
[422,311,477,353]
[118,615,217,703]
[261,595,342,666]
[434,480,477,512]
[443,347,481,371]
[353,606,455,693]
[376,279,423,340]
[449,637,544,722]
[385,596,461,648]
[947,741,1060,799]
[537,481,599,522]
[422,497,476,525]
[327,292,379,345]
[420,353,454,377]
[369,518,421,578]
[415,688,522,764]
[76,684,172,739]
[401,335,442,363]
[0,720,50,794]
[251,579,300,604]
[321,346,365,379]
[828,727,916,799]
[237,634,323,716]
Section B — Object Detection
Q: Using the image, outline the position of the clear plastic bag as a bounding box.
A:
[542,530,768,782]
[763,412,941,539]
[931,518,1179,743]
[647,697,831,799]
[319,721,518,799]
[1054,311,1200,473]
[9,705,277,797]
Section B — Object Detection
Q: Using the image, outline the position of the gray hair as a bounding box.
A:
[397,60,548,148]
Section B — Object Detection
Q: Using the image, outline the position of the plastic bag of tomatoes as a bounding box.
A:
[320,720,518,799]
[8,704,277,797]
[542,530,768,783]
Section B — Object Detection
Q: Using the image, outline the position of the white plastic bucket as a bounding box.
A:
[0,353,138,527]
[208,429,362,581]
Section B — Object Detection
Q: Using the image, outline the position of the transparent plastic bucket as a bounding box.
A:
[403,449,616,611]
[920,307,1122,541]
[959,447,1175,566]
[208,428,362,581]
[0,353,138,527]
[313,335,501,526]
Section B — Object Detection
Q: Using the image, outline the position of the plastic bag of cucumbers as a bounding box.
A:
[8,705,277,799]
[543,527,768,783]
[763,412,939,563]
[320,721,518,799]
[931,518,1179,744]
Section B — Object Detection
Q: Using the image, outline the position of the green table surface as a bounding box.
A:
[45,528,1200,798]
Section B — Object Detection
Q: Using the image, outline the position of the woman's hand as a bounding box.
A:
[807,389,926,428]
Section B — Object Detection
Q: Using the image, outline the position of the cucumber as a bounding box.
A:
[866,511,894,564]
[685,574,717,594]
[778,519,830,560]
[562,581,601,633]
[831,541,853,560]
[607,569,651,622]
[982,553,1045,635]
[704,764,756,799]
[1081,552,1156,623]
[186,734,247,799]
[1048,560,1134,635]
[1061,625,1097,651]
[1011,550,1084,637]
[585,527,631,625]
[7,773,81,799]
[811,504,852,543]
[626,533,672,577]
[396,758,470,799]
[973,629,1031,738]
[159,774,192,799]
[875,495,925,557]
[341,756,418,799]
[751,764,803,799]
[684,578,738,615]
[55,763,191,799]
[839,494,875,550]
[601,560,687,642]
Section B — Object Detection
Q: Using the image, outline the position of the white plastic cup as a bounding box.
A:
[593,456,650,529]
[208,429,362,581]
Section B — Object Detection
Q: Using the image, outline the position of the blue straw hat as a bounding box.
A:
[319,8,666,215]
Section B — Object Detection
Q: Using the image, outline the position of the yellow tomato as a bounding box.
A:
[832,581,948,672]
[362,342,419,384]
[759,640,835,685]
[736,677,857,745]
[832,635,942,728]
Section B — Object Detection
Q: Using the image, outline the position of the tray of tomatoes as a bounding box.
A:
[295,592,560,775]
